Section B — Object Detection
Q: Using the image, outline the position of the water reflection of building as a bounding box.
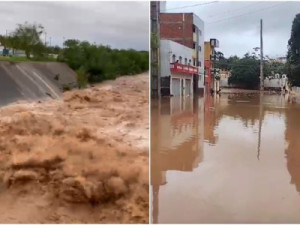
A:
[284,107,300,194]
[203,93,288,151]
[151,96,204,223]
[211,94,287,126]
[204,93,219,144]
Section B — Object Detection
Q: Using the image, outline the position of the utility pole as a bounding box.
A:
[150,2,161,98]
[260,19,264,91]
[49,37,52,47]
[45,32,47,46]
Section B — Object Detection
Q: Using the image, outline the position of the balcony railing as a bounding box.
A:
[170,62,198,75]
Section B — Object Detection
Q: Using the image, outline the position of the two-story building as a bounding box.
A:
[160,39,198,96]
[159,12,205,95]
[204,38,219,92]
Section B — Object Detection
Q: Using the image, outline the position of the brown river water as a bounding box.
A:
[151,93,300,223]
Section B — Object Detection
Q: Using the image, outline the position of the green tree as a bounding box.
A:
[265,61,287,77]
[11,22,45,58]
[228,53,260,89]
[287,13,300,86]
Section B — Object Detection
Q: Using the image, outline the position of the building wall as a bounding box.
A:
[220,77,229,87]
[193,14,205,89]
[204,42,211,60]
[204,60,211,89]
[160,39,194,78]
[264,75,288,90]
[160,13,205,91]
[160,13,194,49]
[160,39,194,96]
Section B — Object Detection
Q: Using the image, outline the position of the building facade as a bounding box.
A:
[160,39,197,96]
[204,39,219,92]
[204,41,212,91]
[219,69,231,88]
[159,12,205,94]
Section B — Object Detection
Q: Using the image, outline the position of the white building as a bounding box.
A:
[264,74,288,90]
[193,14,205,91]
[160,39,200,96]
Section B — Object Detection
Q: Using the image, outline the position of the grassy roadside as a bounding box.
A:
[0,55,57,63]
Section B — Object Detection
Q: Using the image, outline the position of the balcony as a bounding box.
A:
[170,62,198,75]
[193,32,197,42]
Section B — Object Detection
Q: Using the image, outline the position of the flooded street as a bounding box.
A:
[151,93,300,223]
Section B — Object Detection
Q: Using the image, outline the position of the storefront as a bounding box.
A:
[170,62,198,96]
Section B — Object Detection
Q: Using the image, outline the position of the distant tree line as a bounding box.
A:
[58,39,149,86]
[0,22,149,87]
[214,52,287,89]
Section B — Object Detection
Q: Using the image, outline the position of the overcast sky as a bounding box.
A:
[0,1,149,50]
[166,1,300,58]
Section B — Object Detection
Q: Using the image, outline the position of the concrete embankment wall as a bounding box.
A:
[0,61,77,106]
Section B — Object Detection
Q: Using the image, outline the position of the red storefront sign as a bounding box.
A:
[170,62,198,75]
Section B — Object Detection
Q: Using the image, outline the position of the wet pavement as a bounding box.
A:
[151,93,300,223]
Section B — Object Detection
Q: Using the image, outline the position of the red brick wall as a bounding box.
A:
[160,13,194,49]
[205,60,211,89]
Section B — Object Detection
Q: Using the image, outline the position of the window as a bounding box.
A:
[179,56,182,64]
[193,25,196,32]
[199,30,202,36]
[198,45,201,52]
[193,42,196,49]
[193,59,196,66]
[188,59,191,66]
[172,54,176,63]
[198,61,201,67]
[184,58,187,65]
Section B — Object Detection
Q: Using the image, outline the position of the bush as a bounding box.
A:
[62,84,71,92]
[76,69,89,89]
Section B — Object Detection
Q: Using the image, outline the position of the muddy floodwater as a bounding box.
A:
[151,93,300,223]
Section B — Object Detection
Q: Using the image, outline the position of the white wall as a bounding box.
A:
[160,40,171,78]
[264,75,287,89]
[220,77,229,87]
[160,39,194,77]
[193,14,205,88]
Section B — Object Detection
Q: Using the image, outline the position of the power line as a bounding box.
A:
[207,2,261,19]
[167,1,219,11]
[207,2,287,24]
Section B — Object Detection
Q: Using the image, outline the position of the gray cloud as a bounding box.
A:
[0,1,149,50]
[166,1,300,58]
